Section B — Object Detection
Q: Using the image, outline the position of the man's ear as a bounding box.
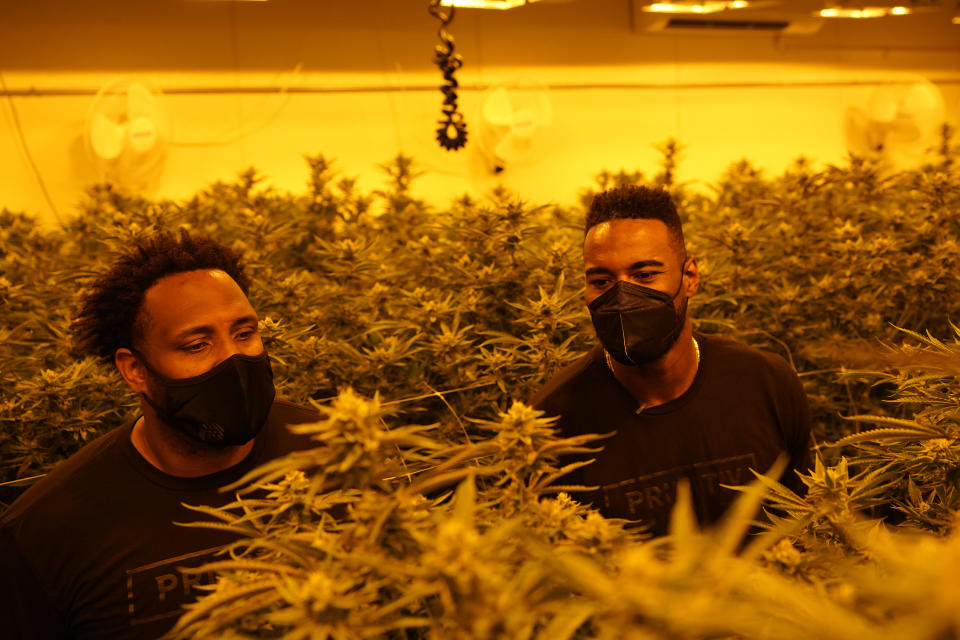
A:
[115,348,148,394]
[683,256,701,297]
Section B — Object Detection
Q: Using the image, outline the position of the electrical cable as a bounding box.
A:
[4,77,960,98]
[0,70,61,222]
[171,62,304,147]
[172,4,302,149]
[0,473,47,487]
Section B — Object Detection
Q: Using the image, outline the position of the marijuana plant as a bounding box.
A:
[2,138,960,637]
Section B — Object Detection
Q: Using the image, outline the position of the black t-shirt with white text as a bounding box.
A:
[532,334,812,536]
[0,399,319,639]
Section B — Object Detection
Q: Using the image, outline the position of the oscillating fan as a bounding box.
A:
[843,79,945,170]
[84,79,171,193]
[476,82,554,173]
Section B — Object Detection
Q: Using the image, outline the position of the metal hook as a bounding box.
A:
[428,0,454,27]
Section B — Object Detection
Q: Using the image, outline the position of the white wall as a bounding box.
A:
[1,0,958,227]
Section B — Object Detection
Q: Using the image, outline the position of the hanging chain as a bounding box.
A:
[428,0,468,151]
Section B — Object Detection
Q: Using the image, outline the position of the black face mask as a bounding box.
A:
[137,351,276,446]
[588,266,688,366]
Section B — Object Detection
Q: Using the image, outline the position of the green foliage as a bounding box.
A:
[684,151,960,440]
[0,156,591,499]
[2,138,960,636]
[167,378,960,639]
[828,326,960,532]
[8,143,958,487]
[168,395,625,639]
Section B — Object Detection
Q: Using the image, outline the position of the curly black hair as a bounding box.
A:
[72,229,252,364]
[585,185,685,255]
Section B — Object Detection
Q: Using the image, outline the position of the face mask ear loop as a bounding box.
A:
[138,388,167,418]
[673,258,692,350]
[128,347,164,379]
[127,347,168,415]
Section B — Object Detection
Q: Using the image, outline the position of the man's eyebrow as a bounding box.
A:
[171,315,259,342]
[584,260,664,277]
[628,260,665,269]
[584,266,614,277]
[172,325,214,342]
[231,314,260,329]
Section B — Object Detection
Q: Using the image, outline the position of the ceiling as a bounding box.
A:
[0,0,956,71]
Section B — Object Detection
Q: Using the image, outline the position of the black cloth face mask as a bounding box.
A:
[136,351,276,446]
[588,266,689,366]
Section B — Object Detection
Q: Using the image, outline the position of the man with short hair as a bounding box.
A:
[0,230,319,638]
[533,185,812,537]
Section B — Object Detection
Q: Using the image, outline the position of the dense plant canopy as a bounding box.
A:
[1,133,959,637]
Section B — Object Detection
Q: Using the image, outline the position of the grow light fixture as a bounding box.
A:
[818,5,912,18]
[439,0,541,8]
[642,1,751,13]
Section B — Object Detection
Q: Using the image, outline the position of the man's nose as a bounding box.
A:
[213,337,242,364]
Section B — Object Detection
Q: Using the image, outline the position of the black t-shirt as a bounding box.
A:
[533,334,812,537]
[0,398,319,639]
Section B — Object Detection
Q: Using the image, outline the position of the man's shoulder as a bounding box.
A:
[3,399,319,526]
[698,334,807,419]
[257,398,321,460]
[1,421,132,528]
[699,333,798,380]
[270,397,320,426]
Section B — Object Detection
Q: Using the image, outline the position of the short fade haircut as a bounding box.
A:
[72,229,251,364]
[585,185,685,256]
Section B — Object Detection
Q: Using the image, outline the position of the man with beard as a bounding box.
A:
[0,231,319,638]
[533,185,812,536]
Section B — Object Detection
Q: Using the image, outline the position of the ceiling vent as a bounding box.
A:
[631,1,825,36]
